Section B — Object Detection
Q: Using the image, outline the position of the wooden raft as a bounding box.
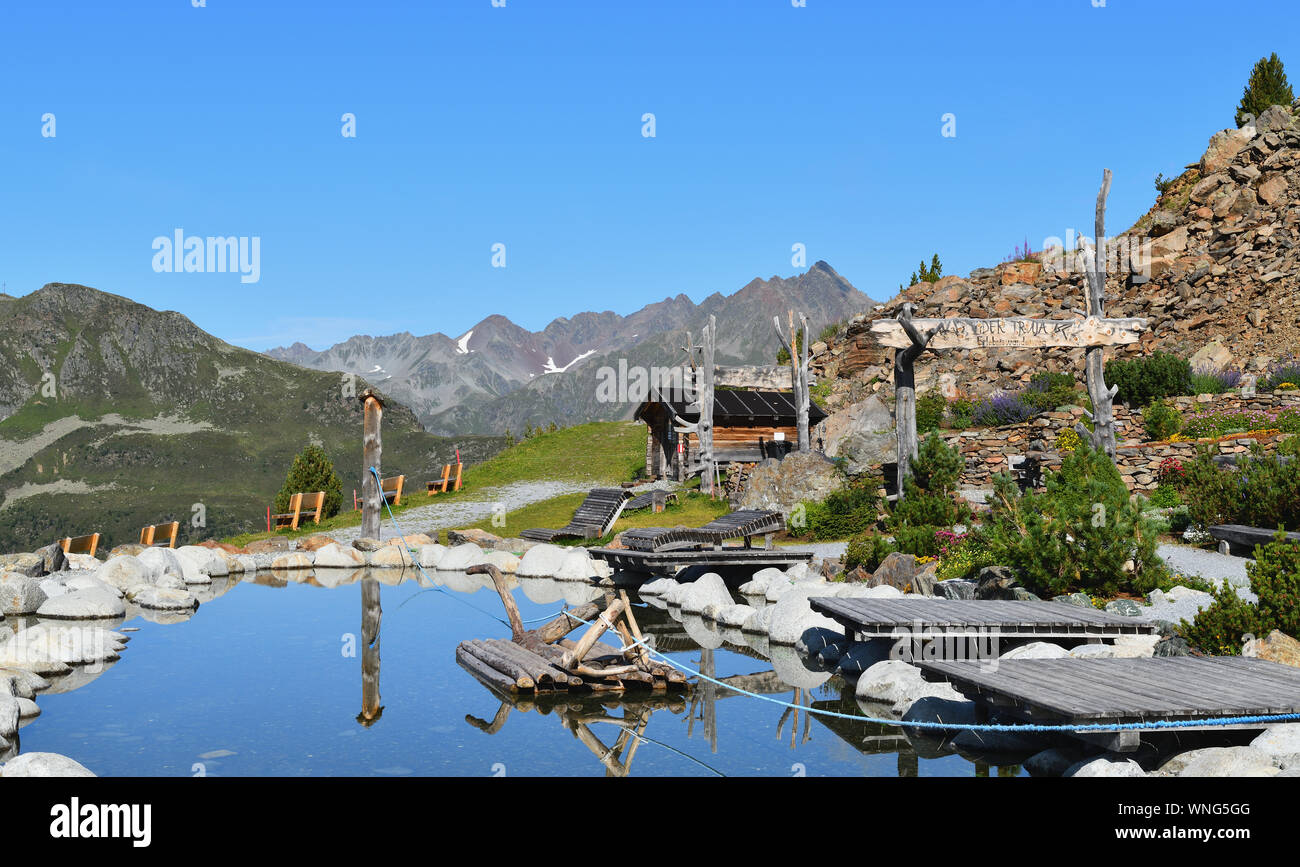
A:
[916,656,1300,751]
[454,564,689,695]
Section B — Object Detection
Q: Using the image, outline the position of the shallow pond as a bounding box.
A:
[12,567,1022,777]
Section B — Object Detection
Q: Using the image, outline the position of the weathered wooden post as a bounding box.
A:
[1075,168,1122,460]
[773,310,813,452]
[893,303,934,497]
[360,388,384,541]
[699,315,716,496]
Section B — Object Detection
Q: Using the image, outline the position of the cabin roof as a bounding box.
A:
[636,389,827,425]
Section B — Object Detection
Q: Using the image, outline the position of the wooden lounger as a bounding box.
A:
[621,509,785,552]
[59,533,101,558]
[272,491,326,531]
[427,463,462,495]
[139,521,180,548]
[623,490,679,511]
[520,488,634,542]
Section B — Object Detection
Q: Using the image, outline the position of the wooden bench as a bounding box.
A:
[59,533,101,557]
[139,521,180,548]
[273,491,326,531]
[1208,523,1300,557]
[381,475,405,507]
[427,463,462,495]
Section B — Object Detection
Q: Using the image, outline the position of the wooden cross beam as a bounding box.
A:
[871,315,1145,350]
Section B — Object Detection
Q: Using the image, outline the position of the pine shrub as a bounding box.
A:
[274,444,344,520]
[1105,352,1192,408]
[1236,52,1294,127]
[1180,533,1300,654]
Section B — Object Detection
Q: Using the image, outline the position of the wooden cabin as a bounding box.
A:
[635,389,828,481]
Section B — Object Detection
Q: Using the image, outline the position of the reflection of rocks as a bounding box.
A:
[4,625,125,666]
[767,644,832,690]
[39,658,118,694]
[678,613,725,650]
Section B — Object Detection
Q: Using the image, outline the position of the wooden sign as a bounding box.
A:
[712,365,816,390]
[871,315,1145,350]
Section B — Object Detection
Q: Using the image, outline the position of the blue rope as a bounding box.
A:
[367,467,563,625]
[368,467,1300,735]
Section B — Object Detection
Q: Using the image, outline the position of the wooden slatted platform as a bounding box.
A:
[621,509,784,552]
[915,656,1300,751]
[589,546,814,574]
[520,488,633,542]
[809,598,1159,641]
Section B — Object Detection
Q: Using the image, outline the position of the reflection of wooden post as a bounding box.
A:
[357,577,383,726]
[894,304,933,496]
[361,389,384,541]
[1075,169,1121,460]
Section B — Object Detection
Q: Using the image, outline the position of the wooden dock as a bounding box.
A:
[810,598,1158,642]
[916,656,1300,751]
[589,546,814,575]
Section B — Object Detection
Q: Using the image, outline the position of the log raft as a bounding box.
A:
[454,564,691,695]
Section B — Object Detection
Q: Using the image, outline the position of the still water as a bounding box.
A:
[14,568,1019,777]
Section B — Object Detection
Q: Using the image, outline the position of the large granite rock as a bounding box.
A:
[0,573,47,615]
[517,544,568,578]
[1158,745,1280,777]
[737,449,842,516]
[677,572,733,615]
[437,543,488,572]
[0,751,96,777]
[822,394,896,474]
[1250,723,1300,769]
[1246,629,1300,668]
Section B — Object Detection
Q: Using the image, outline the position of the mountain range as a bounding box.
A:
[265,261,878,435]
[0,284,505,553]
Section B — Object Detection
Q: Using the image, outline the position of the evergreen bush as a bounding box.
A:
[274,444,344,520]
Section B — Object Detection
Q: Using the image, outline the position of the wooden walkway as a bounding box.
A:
[916,656,1300,751]
[810,598,1159,641]
[590,546,814,575]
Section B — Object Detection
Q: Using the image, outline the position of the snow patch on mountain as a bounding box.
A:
[456,330,474,355]
[542,349,596,375]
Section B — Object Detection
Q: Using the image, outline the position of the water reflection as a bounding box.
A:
[358,577,383,726]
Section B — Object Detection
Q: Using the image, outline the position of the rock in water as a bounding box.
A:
[1250,724,1300,769]
[35,589,126,620]
[437,543,487,572]
[313,543,366,569]
[517,544,567,578]
[0,752,96,777]
[1066,757,1146,778]
[1158,746,1279,777]
[0,573,47,615]
[678,573,733,615]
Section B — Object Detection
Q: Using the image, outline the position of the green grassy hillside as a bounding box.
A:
[0,283,507,552]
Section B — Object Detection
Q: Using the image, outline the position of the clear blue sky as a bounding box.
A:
[1,0,1296,352]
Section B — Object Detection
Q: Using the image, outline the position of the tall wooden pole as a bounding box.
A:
[361,388,384,541]
[797,312,811,452]
[698,315,716,497]
[1075,169,1121,460]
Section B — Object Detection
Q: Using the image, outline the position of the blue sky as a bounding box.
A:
[1,0,1297,351]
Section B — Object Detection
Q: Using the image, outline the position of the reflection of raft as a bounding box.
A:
[454,564,690,695]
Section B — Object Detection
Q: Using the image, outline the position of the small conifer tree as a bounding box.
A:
[1237,52,1294,126]
[274,444,344,519]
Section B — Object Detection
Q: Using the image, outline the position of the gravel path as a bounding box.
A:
[328,480,593,544]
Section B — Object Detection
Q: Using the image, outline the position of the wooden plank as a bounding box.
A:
[808,599,1156,636]
[870,315,1146,350]
[919,657,1300,722]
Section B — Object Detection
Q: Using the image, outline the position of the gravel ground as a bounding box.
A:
[328,480,594,544]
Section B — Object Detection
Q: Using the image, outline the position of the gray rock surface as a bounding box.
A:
[0,751,96,777]
[1066,757,1146,777]
[1250,723,1300,769]
[1158,745,1280,777]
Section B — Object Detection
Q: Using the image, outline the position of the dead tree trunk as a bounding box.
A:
[894,303,934,497]
[774,310,812,452]
[699,315,716,495]
[1075,169,1121,460]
